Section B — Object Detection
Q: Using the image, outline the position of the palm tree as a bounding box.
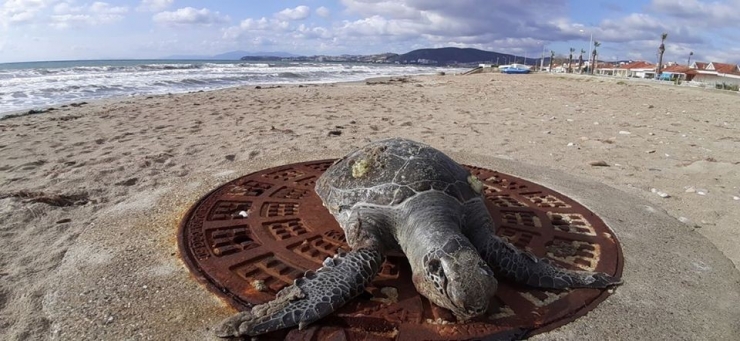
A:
[549,50,555,72]
[657,33,668,78]
[578,48,585,74]
[590,41,601,74]
[687,51,693,66]
[567,47,575,73]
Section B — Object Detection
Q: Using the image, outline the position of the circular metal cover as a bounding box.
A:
[179,160,623,340]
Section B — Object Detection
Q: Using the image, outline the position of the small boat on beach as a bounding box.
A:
[499,63,531,74]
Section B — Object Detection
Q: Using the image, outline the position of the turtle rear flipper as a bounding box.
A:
[215,247,383,337]
[473,231,622,289]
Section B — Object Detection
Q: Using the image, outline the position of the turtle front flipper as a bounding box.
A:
[215,247,384,338]
[464,203,622,289]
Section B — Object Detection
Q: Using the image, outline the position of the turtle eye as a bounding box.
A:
[479,262,493,276]
[427,259,444,277]
[426,258,448,295]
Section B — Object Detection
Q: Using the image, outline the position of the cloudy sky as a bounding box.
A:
[1,0,739,64]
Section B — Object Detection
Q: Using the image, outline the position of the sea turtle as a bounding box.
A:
[215,138,622,337]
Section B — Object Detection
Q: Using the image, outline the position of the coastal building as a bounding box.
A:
[658,64,691,81]
[589,59,740,88]
[551,63,566,73]
[416,58,438,65]
[612,61,656,78]
[592,62,620,76]
[544,55,739,90]
[692,62,709,70]
[686,61,740,86]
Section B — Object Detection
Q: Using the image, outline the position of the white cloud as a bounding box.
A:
[153,7,229,26]
[137,0,174,12]
[274,5,310,21]
[702,46,740,64]
[598,13,669,43]
[50,14,93,29]
[339,15,406,37]
[48,1,128,29]
[251,36,278,47]
[341,0,422,20]
[90,2,128,15]
[333,0,571,46]
[315,6,330,18]
[650,0,740,26]
[1,0,60,26]
[3,0,740,64]
[222,1,572,56]
[241,17,289,31]
[8,11,35,23]
[217,0,740,64]
[222,17,291,39]
[294,24,332,40]
[326,0,733,62]
[53,2,83,14]
[2,0,58,13]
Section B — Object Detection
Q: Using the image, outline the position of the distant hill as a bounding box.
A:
[163,50,298,60]
[391,47,543,66]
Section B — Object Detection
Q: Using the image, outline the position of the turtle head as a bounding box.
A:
[414,247,497,321]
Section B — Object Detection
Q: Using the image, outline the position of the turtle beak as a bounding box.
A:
[447,262,496,320]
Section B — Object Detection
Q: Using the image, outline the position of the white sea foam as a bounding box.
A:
[0,60,464,116]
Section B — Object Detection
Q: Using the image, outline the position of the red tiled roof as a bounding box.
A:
[710,62,739,74]
[662,65,691,73]
[692,62,708,70]
[686,62,740,76]
[618,61,655,69]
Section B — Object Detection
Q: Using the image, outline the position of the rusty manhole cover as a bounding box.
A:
[179,160,623,340]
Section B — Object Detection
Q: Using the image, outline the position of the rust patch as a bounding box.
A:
[178,160,624,340]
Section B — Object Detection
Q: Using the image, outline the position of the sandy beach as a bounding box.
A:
[1,73,739,340]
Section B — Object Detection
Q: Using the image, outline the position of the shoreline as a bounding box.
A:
[7,69,735,121]
[0,74,447,120]
[1,72,738,340]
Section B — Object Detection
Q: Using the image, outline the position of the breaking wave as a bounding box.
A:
[0,60,464,116]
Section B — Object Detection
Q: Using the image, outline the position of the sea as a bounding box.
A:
[0,59,465,117]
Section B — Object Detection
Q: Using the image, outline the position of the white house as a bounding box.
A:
[687,61,740,87]
[622,61,657,78]
[591,61,656,78]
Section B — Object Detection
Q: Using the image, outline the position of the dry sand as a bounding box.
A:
[1,73,739,340]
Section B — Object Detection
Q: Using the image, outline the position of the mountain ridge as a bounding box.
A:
[390,47,541,65]
[236,47,550,66]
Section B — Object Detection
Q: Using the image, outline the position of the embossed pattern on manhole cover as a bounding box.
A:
[178,160,623,340]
